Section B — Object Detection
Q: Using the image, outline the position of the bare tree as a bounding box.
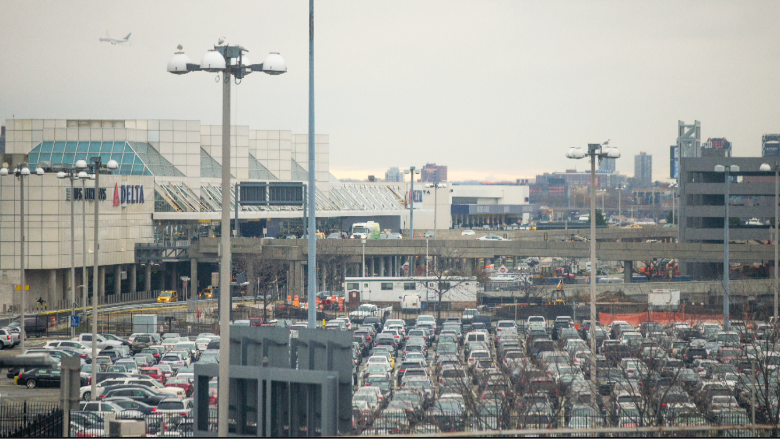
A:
[234,249,287,321]
[414,241,475,322]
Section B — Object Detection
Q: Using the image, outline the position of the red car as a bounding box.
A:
[140,367,167,385]
[165,377,193,397]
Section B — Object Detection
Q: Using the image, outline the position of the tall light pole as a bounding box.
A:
[79,170,89,328]
[168,42,286,437]
[1,163,45,354]
[760,162,778,322]
[57,168,83,338]
[617,184,626,225]
[78,157,118,401]
[362,239,366,277]
[425,182,447,237]
[404,167,421,239]
[714,164,739,332]
[566,141,620,402]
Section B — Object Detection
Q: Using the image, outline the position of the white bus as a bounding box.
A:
[344,276,478,305]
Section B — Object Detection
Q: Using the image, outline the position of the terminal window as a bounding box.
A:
[381,283,393,290]
[404,283,416,290]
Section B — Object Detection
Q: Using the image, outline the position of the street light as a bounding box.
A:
[0,163,45,354]
[760,162,778,322]
[57,168,85,338]
[77,166,89,331]
[404,167,421,239]
[566,141,619,403]
[168,42,286,437]
[425,182,447,237]
[669,183,678,226]
[714,164,739,332]
[79,157,117,401]
[617,184,626,225]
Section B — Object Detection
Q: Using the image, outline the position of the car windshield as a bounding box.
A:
[160,292,172,297]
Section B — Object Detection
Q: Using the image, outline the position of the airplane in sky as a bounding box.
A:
[99,32,131,45]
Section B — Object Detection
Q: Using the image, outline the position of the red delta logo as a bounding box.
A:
[113,183,120,206]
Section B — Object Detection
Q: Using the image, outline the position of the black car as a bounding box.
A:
[103,397,156,415]
[18,368,65,389]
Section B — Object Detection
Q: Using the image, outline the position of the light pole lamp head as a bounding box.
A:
[566,147,586,159]
[760,163,772,172]
[35,167,45,175]
[107,159,119,170]
[20,167,30,176]
[200,50,226,72]
[75,159,88,169]
[605,147,620,159]
[714,165,726,173]
[78,171,89,179]
[167,45,192,74]
[262,52,286,75]
[729,165,739,173]
[57,171,67,179]
[0,168,8,176]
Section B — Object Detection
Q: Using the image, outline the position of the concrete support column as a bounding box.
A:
[144,264,152,292]
[98,266,106,302]
[624,261,633,284]
[114,265,122,297]
[170,265,178,291]
[48,270,57,306]
[321,263,327,292]
[129,264,137,294]
[190,259,197,297]
[379,257,385,277]
[369,257,375,277]
[342,264,347,286]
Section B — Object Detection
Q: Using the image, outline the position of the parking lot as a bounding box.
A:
[2,311,780,436]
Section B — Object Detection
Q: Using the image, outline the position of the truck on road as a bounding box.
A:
[350,221,380,240]
[72,333,123,350]
[349,304,392,323]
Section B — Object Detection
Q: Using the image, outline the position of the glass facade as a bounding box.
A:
[291,159,307,181]
[27,141,183,177]
[200,147,234,179]
[248,153,278,180]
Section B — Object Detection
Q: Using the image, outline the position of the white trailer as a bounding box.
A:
[344,276,478,306]
[648,289,680,311]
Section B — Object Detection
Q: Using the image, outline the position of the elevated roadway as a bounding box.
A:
[188,236,773,264]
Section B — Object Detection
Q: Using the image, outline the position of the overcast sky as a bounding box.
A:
[2,1,779,182]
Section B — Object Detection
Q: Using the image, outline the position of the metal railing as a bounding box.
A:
[0,402,61,438]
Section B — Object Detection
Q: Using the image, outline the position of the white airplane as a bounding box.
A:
[99,32,131,45]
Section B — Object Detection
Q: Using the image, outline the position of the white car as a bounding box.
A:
[43,340,92,357]
[78,400,144,420]
[461,229,475,236]
[159,352,187,371]
[195,338,211,352]
[333,316,352,330]
[154,398,195,418]
[162,337,181,352]
[114,359,139,374]
[476,235,508,241]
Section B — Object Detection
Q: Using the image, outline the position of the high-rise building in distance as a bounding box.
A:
[421,163,447,183]
[384,167,402,182]
[598,157,616,172]
[634,152,652,188]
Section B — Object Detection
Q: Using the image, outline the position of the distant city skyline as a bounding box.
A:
[2,1,779,183]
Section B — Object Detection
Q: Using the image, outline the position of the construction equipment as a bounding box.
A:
[547,280,568,305]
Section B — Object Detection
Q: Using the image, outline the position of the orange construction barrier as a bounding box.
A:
[338,297,344,312]
[599,311,723,326]
[293,295,299,307]
[50,316,56,327]
[197,307,201,318]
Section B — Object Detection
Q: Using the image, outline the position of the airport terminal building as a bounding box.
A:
[0,118,532,312]
[0,118,409,311]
